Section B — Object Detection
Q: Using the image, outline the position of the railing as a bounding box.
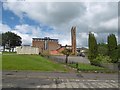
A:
[49,56,66,63]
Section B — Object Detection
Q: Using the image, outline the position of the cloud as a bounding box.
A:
[0,23,11,33]
[78,2,118,33]
[2,2,119,47]
[1,23,71,46]
[0,23,34,45]
[12,30,33,45]
[99,18,118,31]
[3,2,118,33]
[77,32,88,47]
[3,2,86,26]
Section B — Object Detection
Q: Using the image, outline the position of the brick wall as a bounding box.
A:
[48,41,60,51]
[32,40,44,52]
[32,39,61,53]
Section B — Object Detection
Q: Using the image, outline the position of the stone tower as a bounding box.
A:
[71,26,76,55]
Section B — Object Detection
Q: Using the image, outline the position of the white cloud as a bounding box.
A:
[99,18,118,30]
[0,23,11,33]
[3,2,86,26]
[79,32,88,38]
[1,23,71,46]
[2,2,119,47]
[3,2,118,33]
[12,30,33,45]
[0,23,40,45]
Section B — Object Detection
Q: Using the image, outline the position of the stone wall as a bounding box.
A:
[16,46,39,54]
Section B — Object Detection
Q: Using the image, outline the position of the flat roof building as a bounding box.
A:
[32,37,61,53]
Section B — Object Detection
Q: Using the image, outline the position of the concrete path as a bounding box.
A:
[2,71,119,88]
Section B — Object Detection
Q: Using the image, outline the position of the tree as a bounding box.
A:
[0,34,2,46]
[118,44,120,59]
[107,34,117,52]
[88,32,98,60]
[97,43,108,56]
[2,31,22,52]
[61,48,72,64]
[107,34,118,63]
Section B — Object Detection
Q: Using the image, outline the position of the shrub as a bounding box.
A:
[91,54,112,66]
[91,58,101,66]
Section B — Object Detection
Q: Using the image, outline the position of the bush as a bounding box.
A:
[41,50,50,58]
[91,54,112,66]
[110,49,118,63]
[91,58,101,66]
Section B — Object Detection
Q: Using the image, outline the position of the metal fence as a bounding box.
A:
[101,63,119,71]
[49,56,66,64]
[48,55,119,71]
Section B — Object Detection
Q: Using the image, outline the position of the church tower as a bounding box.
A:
[71,26,76,55]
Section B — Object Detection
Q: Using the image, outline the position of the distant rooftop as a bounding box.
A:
[23,45,31,46]
[32,37,58,42]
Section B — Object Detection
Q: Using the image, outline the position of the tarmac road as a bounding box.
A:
[2,71,119,88]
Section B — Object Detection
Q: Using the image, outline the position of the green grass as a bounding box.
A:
[2,54,68,72]
[2,51,17,54]
[0,53,2,70]
[69,63,108,72]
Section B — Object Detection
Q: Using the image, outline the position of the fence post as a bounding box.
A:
[76,63,79,72]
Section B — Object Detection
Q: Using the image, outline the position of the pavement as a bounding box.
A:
[2,71,119,88]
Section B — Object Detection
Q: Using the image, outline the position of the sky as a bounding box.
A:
[0,1,119,47]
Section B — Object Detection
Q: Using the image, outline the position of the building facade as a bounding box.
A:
[71,26,76,55]
[32,37,61,53]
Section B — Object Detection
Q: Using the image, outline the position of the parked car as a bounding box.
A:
[77,53,85,57]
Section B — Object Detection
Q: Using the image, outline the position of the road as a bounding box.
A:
[2,71,119,88]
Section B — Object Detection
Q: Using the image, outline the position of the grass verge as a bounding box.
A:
[68,63,115,73]
[2,51,17,54]
[2,54,68,72]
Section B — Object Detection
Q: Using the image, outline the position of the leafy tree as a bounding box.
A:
[2,31,22,52]
[88,32,98,60]
[118,44,120,59]
[97,43,108,56]
[107,34,117,52]
[61,48,72,64]
[107,34,118,63]
[0,34,2,45]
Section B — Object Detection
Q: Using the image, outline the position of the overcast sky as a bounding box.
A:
[1,1,119,47]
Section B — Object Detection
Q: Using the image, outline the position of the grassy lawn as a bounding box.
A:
[2,51,17,54]
[68,63,109,72]
[0,53,1,70]
[2,54,68,72]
